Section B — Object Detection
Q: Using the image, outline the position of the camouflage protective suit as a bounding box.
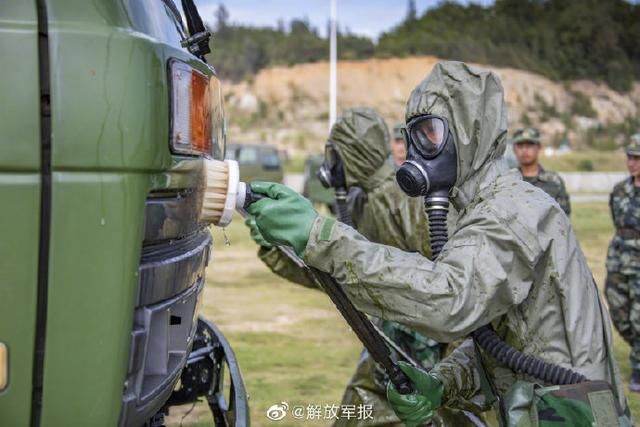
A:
[300,62,628,424]
[521,166,571,216]
[257,108,445,426]
[605,177,640,370]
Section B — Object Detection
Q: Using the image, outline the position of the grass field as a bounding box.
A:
[169,202,639,426]
[540,150,627,172]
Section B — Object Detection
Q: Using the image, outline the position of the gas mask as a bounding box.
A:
[395,115,457,259]
[396,115,457,200]
[316,142,354,227]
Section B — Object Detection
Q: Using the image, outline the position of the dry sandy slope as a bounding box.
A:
[224,56,640,154]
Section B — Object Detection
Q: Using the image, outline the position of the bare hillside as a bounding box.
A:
[223,56,640,155]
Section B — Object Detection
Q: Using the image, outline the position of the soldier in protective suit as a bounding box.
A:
[245,62,630,426]
[249,107,475,426]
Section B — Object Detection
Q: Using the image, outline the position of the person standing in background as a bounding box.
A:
[512,127,571,216]
[605,134,640,392]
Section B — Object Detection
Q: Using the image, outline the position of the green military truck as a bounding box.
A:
[1,1,248,426]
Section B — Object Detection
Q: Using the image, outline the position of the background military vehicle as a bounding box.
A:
[226,143,284,184]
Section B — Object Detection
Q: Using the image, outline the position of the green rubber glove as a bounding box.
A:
[386,362,444,427]
[245,217,272,249]
[247,181,319,257]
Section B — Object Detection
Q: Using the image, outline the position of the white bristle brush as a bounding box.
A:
[199,158,257,227]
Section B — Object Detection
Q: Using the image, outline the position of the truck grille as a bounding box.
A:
[119,188,211,427]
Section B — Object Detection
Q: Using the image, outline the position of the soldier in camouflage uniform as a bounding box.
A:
[512,127,571,216]
[605,134,640,392]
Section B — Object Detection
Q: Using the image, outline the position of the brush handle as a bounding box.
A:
[243,187,265,209]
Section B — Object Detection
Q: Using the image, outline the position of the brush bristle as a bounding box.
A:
[200,159,229,225]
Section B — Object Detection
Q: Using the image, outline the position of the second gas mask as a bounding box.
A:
[316,142,353,226]
[317,142,346,190]
[395,115,457,199]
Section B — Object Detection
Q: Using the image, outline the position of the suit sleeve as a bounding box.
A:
[303,210,538,343]
[432,339,494,412]
[258,247,319,289]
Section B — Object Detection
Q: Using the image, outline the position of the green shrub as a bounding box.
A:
[571,91,597,118]
[577,159,594,171]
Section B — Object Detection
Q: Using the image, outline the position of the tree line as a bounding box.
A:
[208,5,374,81]
[207,0,640,92]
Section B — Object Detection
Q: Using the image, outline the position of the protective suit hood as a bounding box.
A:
[405,62,508,207]
[329,107,391,191]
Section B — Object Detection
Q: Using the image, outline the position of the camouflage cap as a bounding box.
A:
[513,127,541,145]
[626,133,640,156]
[392,123,404,140]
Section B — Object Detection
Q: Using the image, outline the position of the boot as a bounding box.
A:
[630,370,640,392]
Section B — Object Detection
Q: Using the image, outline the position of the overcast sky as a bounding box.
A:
[195,0,496,40]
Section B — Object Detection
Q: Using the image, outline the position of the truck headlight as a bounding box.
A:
[169,60,224,157]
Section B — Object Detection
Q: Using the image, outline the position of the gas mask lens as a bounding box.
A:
[408,116,447,158]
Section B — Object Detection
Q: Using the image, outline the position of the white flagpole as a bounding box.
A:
[329,0,337,130]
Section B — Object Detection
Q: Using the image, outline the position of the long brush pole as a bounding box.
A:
[239,195,414,395]
[306,267,414,394]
